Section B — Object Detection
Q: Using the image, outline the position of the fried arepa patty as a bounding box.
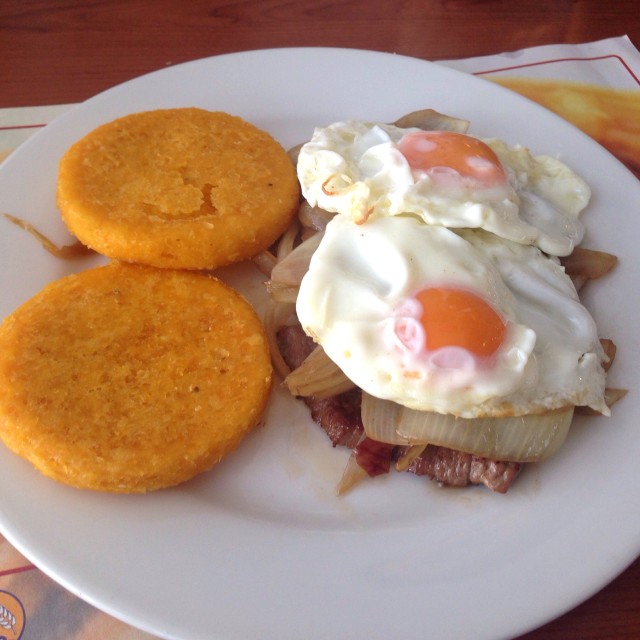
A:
[0,262,272,492]
[56,108,300,270]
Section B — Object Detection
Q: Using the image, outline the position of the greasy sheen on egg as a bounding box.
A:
[297,120,591,257]
[296,214,608,419]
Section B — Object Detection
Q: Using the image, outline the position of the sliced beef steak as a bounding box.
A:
[405,446,520,494]
[276,322,520,493]
[305,390,365,449]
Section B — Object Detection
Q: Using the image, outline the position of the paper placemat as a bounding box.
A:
[0,35,638,640]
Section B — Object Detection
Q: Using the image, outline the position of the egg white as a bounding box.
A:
[296,214,608,418]
[297,120,590,257]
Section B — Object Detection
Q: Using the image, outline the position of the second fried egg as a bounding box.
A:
[296,214,608,418]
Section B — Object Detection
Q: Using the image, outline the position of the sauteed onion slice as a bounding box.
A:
[269,231,323,287]
[392,108,470,133]
[284,345,355,398]
[361,392,574,463]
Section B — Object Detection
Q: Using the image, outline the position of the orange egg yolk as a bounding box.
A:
[416,287,507,357]
[398,131,507,187]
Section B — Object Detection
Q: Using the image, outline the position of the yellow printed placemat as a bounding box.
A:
[440,35,640,178]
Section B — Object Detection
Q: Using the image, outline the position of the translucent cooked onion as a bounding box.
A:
[264,299,296,379]
[276,218,301,262]
[561,247,618,281]
[284,345,355,398]
[392,109,470,133]
[604,387,627,407]
[2,213,93,260]
[336,453,368,496]
[298,201,334,231]
[270,231,323,287]
[361,392,575,462]
[600,338,616,372]
[395,444,428,471]
[252,250,277,277]
[265,281,299,303]
[361,393,412,445]
[287,142,304,165]
[575,387,627,415]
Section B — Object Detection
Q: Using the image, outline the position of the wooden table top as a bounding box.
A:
[3,0,640,107]
[1,2,639,639]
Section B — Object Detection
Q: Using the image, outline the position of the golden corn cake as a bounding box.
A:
[0,262,272,492]
[56,108,300,269]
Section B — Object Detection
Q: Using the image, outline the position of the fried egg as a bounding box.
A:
[297,120,590,256]
[296,214,608,418]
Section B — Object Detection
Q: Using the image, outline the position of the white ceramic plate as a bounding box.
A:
[0,48,638,640]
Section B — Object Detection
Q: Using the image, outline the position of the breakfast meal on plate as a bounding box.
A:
[0,105,624,497]
[0,262,272,493]
[265,109,623,494]
[56,108,300,270]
